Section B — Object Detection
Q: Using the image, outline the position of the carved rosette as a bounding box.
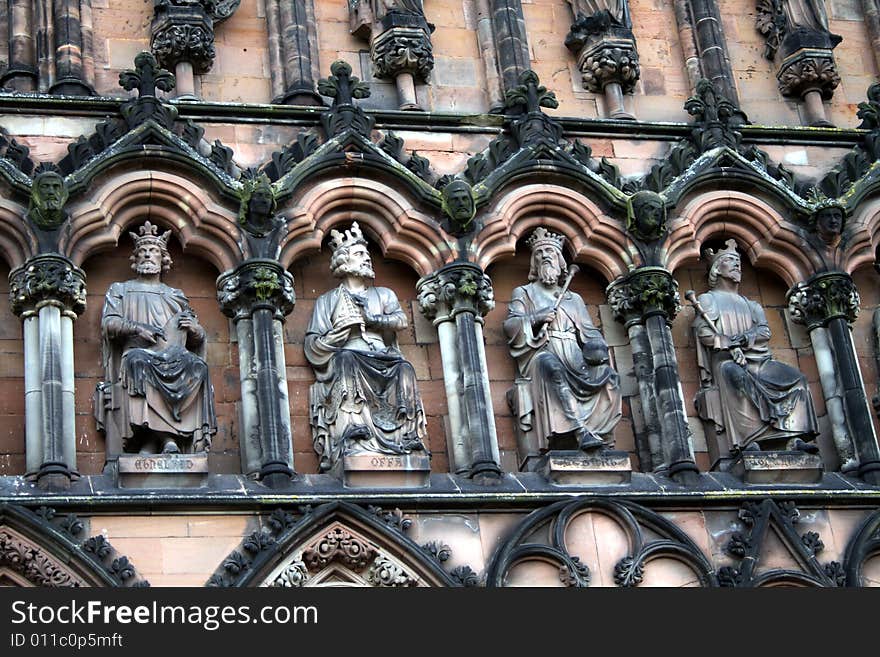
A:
[270,560,308,587]
[416,263,495,324]
[777,51,840,100]
[371,27,434,81]
[787,272,859,331]
[151,4,217,74]
[216,260,296,321]
[9,254,87,318]
[607,267,681,325]
[576,38,640,94]
[367,555,416,587]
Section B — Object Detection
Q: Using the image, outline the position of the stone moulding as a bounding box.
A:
[0,503,148,587]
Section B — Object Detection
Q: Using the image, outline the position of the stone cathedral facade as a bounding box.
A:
[1,0,880,588]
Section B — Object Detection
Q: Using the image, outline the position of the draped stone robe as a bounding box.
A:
[304,284,427,472]
[504,283,621,461]
[693,289,818,451]
[97,280,216,453]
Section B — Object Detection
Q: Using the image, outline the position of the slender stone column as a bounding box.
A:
[863,0,880,75]
[608,267,700,484]
[686,0,745,121]
[49,0,94,95]
[273,0,322,105]
[474,0,504,111]
[788,273,880,483]
[490,0,531,97]
[217,260,296,488]
[417,262,502,482]
[1,0,37,91]
[9,254,86,489]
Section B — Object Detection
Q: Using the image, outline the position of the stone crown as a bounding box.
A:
[525,226,564,253]
[328,221,368,253]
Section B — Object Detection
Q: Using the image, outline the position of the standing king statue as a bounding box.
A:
[504,227,621,467]
[304,222,428,473]
[96,222,216,456]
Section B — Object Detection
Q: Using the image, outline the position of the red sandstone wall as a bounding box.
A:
[75,0,878,125]
[0,262,24,475]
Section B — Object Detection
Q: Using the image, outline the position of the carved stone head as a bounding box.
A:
[328,222,375,280]
[440,179,476,232]
[626,190,667,243]
[129,221,173,275]
[704,238,741,288]
[526,227,568,286]
[28,168,69,230]
[812,202,846,246]
[238,171,277,236]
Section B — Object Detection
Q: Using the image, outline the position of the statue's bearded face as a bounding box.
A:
[714,254,741,284]
[134,243,164,275]
[444,183,474,222]
[532,245,564,286]
[339,243,375,280]
[35,174,67,211]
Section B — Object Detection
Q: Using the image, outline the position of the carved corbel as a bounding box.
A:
[756,0,841,126]
[348,0,435,110]
[151,0,241,98]
[564,6,640,120]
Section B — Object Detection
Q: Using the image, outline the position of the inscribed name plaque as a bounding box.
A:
[117,453,209,488]
[339,453,431,488]
[535,450,632,485]
[731,451,824,484]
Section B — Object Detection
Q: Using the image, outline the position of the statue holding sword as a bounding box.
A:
[688,239,818,457]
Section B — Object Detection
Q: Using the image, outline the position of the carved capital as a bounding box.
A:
[573,36,640,94]
[787,272,859,330]
[9,254,87,317]
[216,260,296,320]
[607,267,680,325]
[371,27,434,81]
[151,5,216,74]
[777,50,840,100]
[417,263,495,323]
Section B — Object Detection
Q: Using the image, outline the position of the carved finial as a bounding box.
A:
[683,79,743,150]
[328,222,368,253]
[525,226,565,253]
[504,70,559,114]
[119,51,176,98]
[317,60,371,107]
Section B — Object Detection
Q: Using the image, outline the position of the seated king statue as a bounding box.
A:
[504,227,622,468]
[304,222,428,473]
[691,239,818,456]
[95,222,216,456]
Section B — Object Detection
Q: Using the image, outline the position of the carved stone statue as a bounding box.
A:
[566,0,628,24]
[95,222,216,455]
[304,222,428,473]
[691,239,818,455]
[811,201,845,247]
[440,178,476,234]
[28,167,69,231]
[504,227,622,464]
[626,189,667,243]
[782,0,829,32]
[237,170,285,259]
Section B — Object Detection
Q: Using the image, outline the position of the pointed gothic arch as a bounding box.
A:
[0,504,148,587]
[666,190,818,288]
[207,502,467,588]
[279,175,451,277]
[474,182,632,283]
[64,166,241,273]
